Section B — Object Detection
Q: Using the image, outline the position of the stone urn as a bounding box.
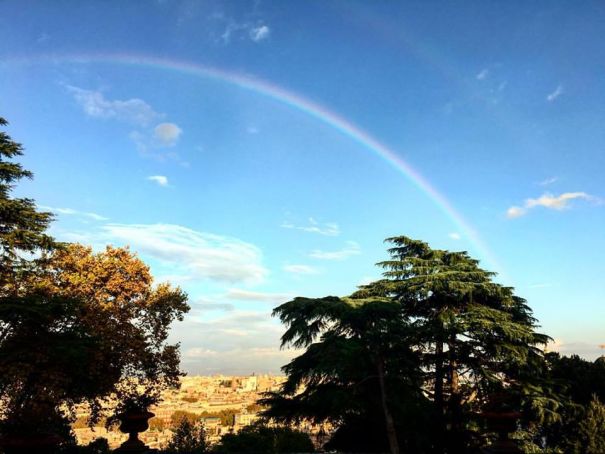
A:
[114,409,155,453]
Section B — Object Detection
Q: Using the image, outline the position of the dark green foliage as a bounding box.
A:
[212,424,314,454]
[0,294,107,439]
[166,418,208,454]
[263,296,432,453]
[265,236,554,454]
[0,117,189,447]
[523,354,605,452]
[0,117,56,291]
[355,236,553,451]
[575,395,605,454]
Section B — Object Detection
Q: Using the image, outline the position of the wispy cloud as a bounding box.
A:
[507,192,597,218]
[547,84,564,102]
[211,12,271,45]
[283,264,318,275]
[192,299,235,313]
[309,241,361,260]
[177,311,297,374]
[281,218,340,236]
[476,68,489,80]
[448,232,461,240]
[225,289,293,304]
[539,176,558,186]
[147,175,169,187]
[39,205,108,221]
[250,25,270,42]
[67,86,161,126]
[78,224,268,284]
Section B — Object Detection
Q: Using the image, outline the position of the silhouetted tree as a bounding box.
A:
[212,424,314,454]
[262,297,431,453]
[0,117,189,447]
[265,236,553,453]
[166,418,207,454]
[354,236,552,452]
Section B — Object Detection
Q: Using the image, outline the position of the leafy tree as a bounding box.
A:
[0,117,96,444]
[0,117,189,445]
[166,418,207,454]
[575,395,605,454]
[526,354,605,452]
[0,117,55,292]
[212,424,314,454]
[34,243,190,419]
[264,236,553,453]
[171,411,202,428]
[353,236,553,452]
[262,297,431,453]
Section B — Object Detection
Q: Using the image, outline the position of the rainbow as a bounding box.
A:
[4,53,504,276]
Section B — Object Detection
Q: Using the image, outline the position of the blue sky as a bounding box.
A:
[1,1,604,374]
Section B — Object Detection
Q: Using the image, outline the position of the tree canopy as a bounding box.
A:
[264,236,553,453]
[0,117,189,446]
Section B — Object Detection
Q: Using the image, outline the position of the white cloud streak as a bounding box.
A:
[67,86,161,126]
[507,192,595,218]
[100,224,268,284]
[147,175,169,186]
[448,232,461,240]
[40,205,108,221]
[281,218,340,236]
[547,85,564,102]
[250,25,270,42]
[225,288,293,304]
[476,68,489,80]
[309,241,361,260]
[539,176,558,186]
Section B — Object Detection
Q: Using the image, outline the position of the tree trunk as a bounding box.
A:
[448,333,463,453]
[376,354,400,454]
[434,338,446,453]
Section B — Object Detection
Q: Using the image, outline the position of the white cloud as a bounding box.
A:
[40,205,108,221]
[153,122,183,146]
[476,68,489,80]
[506,206,527,219]
[99,224,268,284]
[539,176,558,186]
[281,218,340,236]
[525,192,591,210]
[67,86,161,126]
[283,264,318,275]
[225,288,293,304]
[250,25,270,42]
[193,299,235,313]
[507,192,595,218]
[448,232,461,240]
[547,84,564,102]
[309,241,361,260]
[147,175,169,187]
[173,310,297,374]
